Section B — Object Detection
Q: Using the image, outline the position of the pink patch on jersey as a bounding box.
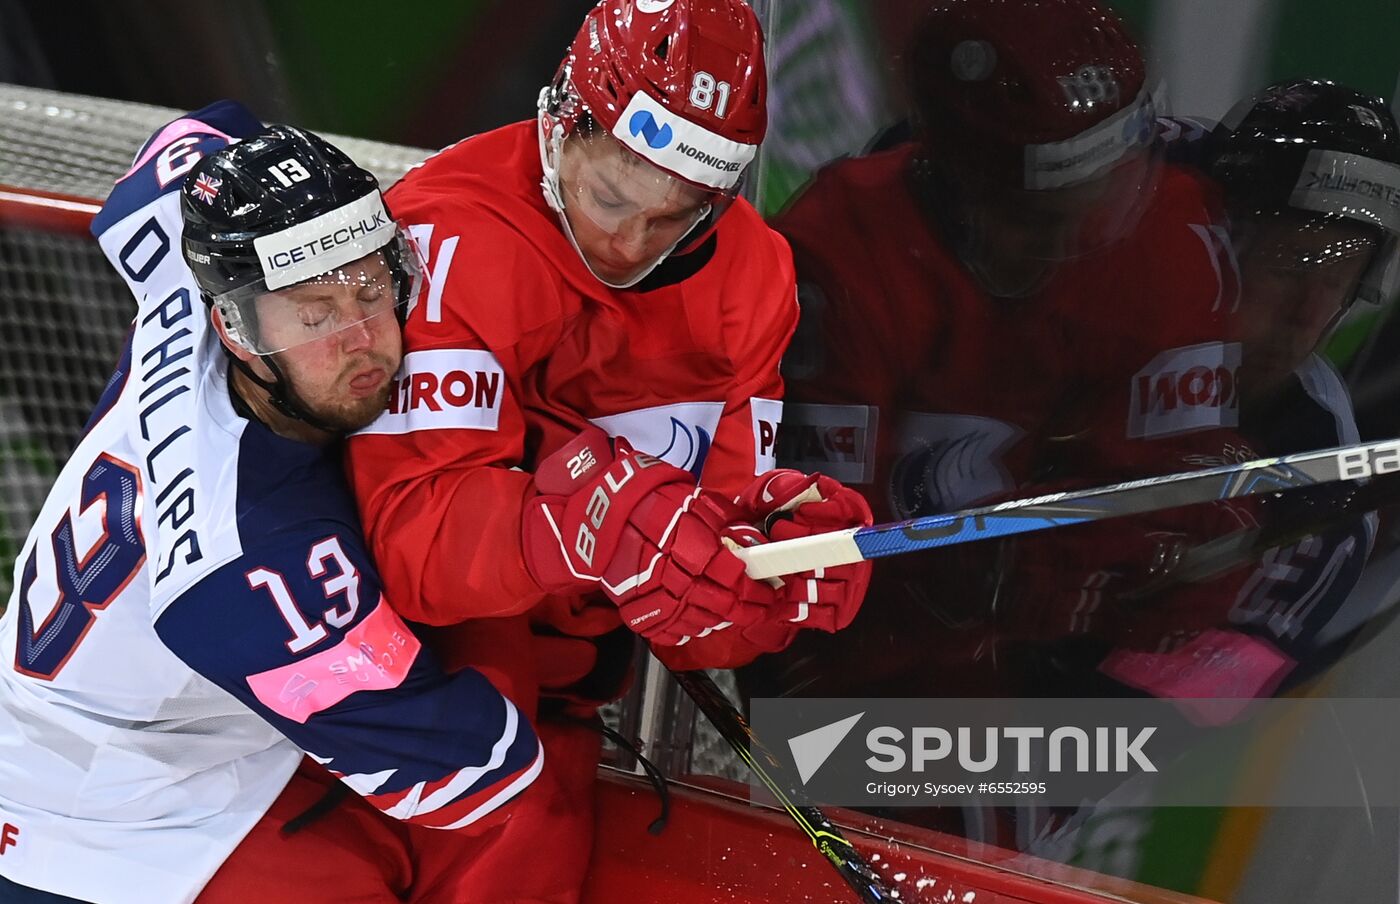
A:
[1099,628,1296,726]
[246,599,421,724]
[117,118,234,182]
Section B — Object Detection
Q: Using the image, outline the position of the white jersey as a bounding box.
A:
[0,104,541,904]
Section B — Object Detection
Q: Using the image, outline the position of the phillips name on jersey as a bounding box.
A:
[0,104,540,904]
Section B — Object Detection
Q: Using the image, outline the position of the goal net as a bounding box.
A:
[0,83,431,603]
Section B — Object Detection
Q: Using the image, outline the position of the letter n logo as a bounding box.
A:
[628,111,673,149]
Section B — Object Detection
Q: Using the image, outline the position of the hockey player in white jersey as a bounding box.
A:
[0,105,542,903]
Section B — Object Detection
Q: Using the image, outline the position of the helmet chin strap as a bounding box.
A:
[225,348,345,435]
[536,112,688,291]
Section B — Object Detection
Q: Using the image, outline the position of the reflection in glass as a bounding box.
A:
[714,1,1400,900]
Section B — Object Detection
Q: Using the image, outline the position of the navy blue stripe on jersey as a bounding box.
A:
[153,529,541,827]
[90,101,262,239]
[153,418,540,827]
[0,874,91,903]
[79,325,135,438]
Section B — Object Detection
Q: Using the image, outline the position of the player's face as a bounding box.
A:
[954,147,1158,298]
[557,130,711,286]
[958,186,1098,297]
[252,252,404,431]
[1235,213,1376,390]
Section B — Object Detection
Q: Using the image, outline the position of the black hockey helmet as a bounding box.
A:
[181,124,420,356]
[1210,79,1400,306]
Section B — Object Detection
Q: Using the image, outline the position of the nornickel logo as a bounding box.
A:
[628,110,674,149]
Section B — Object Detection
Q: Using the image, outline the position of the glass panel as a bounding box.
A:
[671,1,1400,900]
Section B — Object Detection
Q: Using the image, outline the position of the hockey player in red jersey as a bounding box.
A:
[777,0,1245,513]
[343,1,873,898]
[759,1,1395,710]
[748,0,1246,706]
[974,81,1400,706]
[733,0,1389,863]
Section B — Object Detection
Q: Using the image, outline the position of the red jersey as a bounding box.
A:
[775,144,1059,518]
[775,142,1243,519]
[750,142,1249,701]
[345,121,798,695]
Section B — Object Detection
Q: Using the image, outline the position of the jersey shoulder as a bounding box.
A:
[390,122,582,350]
[772,143,932,280]
[388,120,548,246]
[1120,162,1235,313]
[230,422,364,544]
[714,196,794,279]
[774,143,918,231]
[91,100,263,238]
[695,200,798,363]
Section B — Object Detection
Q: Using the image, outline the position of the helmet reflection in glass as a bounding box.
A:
[907,0,1162,297]
[1210,79,1400,393]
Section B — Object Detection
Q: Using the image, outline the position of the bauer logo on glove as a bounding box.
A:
[522,428,874,650]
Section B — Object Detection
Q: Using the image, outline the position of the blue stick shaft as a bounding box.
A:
[738,438,1398,580]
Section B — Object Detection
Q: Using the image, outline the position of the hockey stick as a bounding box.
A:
[1119,469,1400,601]
[735,438,1400,580]
[670,669,897,903]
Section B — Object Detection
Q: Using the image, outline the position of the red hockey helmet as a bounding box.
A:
[539,0,767,287]
[907,0,1161,295]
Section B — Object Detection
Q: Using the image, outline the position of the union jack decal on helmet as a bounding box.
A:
[190,173,222,204]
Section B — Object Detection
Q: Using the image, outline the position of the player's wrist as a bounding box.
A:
[520,495,598,593]
[520,426,698,594]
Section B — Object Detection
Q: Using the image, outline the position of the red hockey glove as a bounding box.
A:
[734,470,875,634]
[521,427,781,646]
